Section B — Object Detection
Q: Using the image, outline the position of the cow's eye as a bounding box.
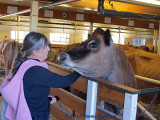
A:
[89,42,98,48]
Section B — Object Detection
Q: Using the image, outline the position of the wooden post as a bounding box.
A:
[89,22,93,34]
[17,16,20,42]
[30,1,38,32]
[157,21,160,54]
[154,30,158,53]
[74,22,76,43]
[85,80,98,120]
[153,30,155,45]
[119,27,120,44]
[123,93,138,120]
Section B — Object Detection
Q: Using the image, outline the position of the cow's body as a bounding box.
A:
[119,48,160,103]
[115,44,154,53]
[58,28,137,115]
[0,39,20,76]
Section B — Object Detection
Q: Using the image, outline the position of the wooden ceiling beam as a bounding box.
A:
[68,0,160,16]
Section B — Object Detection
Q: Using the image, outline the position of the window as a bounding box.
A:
[82,34,88,42]
[112,37,124,45]
[133,39,145,46]
[119,38,124,45]
[112,37,119,44]
[50,33,69,45]
[11,31,29,43]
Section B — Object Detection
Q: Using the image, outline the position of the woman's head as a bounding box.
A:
[22,32,50,61]
[10,32,50,80]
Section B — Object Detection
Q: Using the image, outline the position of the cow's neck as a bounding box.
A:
[105,47,137,88]
[101,46,118,79]
[103,47,119,80]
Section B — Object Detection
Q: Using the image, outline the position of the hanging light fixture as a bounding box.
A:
[132,0,160,6]
[112,0,160,8]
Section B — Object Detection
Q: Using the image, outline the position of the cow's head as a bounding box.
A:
[58,27,116,78]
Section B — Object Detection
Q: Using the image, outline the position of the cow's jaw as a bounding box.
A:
[58,55,75,69]
[72,66,100,77]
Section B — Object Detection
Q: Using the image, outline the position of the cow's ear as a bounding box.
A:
[105,29,112,46]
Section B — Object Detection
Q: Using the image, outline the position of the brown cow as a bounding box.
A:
[58,27,137,115]
[145,45,154,53]
[115,44,155,53]
[115,44,150,52]
[119,48,160,104]
[0,39,20,76]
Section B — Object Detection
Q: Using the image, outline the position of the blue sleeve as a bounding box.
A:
[23,66,80,88]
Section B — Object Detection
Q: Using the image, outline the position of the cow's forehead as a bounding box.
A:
[81,32,104,46]
[81,27,111,47]
[80,37,101,48]
[92,27,105,35]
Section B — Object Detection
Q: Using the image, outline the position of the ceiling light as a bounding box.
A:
[132,0,160,6]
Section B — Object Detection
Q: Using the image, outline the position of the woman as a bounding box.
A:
[1,32,80,120]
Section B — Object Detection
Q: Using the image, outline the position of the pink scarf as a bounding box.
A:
[0,60,48,120]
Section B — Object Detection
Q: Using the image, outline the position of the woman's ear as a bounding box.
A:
[32,50,38,56]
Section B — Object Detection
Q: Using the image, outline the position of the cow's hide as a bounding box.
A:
[0,39,20,76]
[119,47,160,104]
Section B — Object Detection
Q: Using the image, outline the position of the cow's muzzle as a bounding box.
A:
[58,53,67,63]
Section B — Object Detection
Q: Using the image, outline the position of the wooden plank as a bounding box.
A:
[96,109,117,120]
[50,104,74,120]
[50,88,86,115]
[0,3,7,14]
[49,86,123,120]
[50,104,118,120]
[98,84,124,108]
[51,44,68,48]
[71,77,88,93]
[50,89,119,120]
[88,77,139,93]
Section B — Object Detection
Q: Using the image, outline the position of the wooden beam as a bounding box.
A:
[68,0,160,15]
[50,88,117,120]
[50,88,119,120]
[50,104,74,120]
[50,88,86,115]
[0,3,159,30]
[98,84,124,108]
[96,109,117,120]
[50,99,118,120]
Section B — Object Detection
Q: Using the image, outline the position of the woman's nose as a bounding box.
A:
[47,46,50,51]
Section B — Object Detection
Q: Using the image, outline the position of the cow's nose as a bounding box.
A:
[59,53,67,61]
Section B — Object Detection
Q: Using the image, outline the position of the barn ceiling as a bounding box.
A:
[0,0,159,32]
[0,0,159,16]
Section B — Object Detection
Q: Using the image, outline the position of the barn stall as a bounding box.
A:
[0,0,160,120]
